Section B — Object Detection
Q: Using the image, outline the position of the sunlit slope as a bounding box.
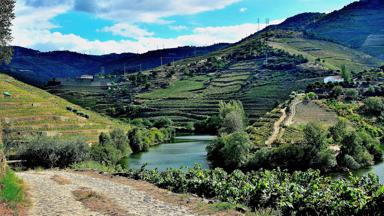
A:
[0,73,128,143]
[269,37,383,72]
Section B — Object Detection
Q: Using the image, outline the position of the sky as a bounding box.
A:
[12,0,354,55]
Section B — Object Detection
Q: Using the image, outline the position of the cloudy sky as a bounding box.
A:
[12,0,352,55]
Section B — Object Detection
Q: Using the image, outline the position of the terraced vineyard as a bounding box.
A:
[0,74,129,144]
[136,59,324,125]
[269,37,383,72]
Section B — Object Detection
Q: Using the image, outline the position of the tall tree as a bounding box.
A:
[0,0,15,64]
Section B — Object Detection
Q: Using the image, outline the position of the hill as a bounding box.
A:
[263,0,384,59]
[0,73,129,144]
[0,44,229,86]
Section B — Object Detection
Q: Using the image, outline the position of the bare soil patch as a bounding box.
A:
[51,175,71,185]
[72,187,130,216]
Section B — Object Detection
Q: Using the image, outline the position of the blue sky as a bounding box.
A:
[12,0,353,54]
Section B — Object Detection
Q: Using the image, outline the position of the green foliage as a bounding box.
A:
[341,65,352,83]
[91,129,131,166]
[0,168,24,207]
[304,92,318,101]
[363,97,384,116]
[128,127,175,153]
[71,161,118,173]
[329,119,348,142]
[0,0,15,64]
[123,166,384,215]
[345,89,358,100]
[332,86,344,97]
[195,115,222,134]
[208,132,252,169]
[17,135,90,168]
[219,100,247,134]
[152,117,173,128]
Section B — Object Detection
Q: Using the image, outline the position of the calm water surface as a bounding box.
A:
[128,135,384,183]
[127,135,215,171]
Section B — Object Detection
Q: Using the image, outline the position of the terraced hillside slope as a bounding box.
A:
[269,35,382,72]
[260,0,384,60]
[0,73,128,144]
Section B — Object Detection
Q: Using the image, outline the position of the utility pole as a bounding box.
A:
[160,57,163,66]
[124,64,126,75]
[257,18,260,31]
[139,64,142,72]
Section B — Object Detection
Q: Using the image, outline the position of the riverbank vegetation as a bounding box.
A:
[121,165,384,215]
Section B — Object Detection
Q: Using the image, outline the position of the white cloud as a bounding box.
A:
[169,25,188,31]
[12,0,284,55]
[239,7,248,13]
[99,23,154,39]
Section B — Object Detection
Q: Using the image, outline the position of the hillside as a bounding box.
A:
[268,34,382,72]
[0,44,229,86]
[0,73,128,144]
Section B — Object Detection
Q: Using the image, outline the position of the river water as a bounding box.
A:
[127,135,215,171]
[128,135,384,183]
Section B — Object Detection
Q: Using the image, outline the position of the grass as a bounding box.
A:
[0,73,130,144]
[71,161,118,173]
[0,168,25,208]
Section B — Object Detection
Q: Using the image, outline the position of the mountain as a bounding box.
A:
[0,44,229,86]
[263,0,384,59]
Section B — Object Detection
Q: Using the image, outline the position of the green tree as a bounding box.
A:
[329,119,348,143]
[110,128,130,155]
[0,0,15,64]
[218,100,247,134]
[341,65,352,83]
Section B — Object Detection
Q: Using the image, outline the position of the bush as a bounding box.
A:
[364,97,383,116]
[91,129,131,166]
[207,132,252,169]
[153,117,173,128]
[345,89,358,100]
[17,135,90,168]
[122,166,384,215]
[343,154,361,170]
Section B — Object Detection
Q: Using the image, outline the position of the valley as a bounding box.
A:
[1,0,384,215]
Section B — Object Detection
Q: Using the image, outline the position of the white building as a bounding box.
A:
[324,76,344,84]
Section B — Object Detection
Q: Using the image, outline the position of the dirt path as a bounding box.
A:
[18,170,196,216]
[284,97,303,127]
[265,107,287,146]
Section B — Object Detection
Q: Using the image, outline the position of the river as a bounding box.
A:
[127,135,215,171]
[128,135,384,183]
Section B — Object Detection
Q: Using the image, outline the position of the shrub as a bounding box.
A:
[345,89,358,100]
[343,154,361,170]
[220,111,245,134]
[363,97,383,116]
[17,135,90,168]
[304,92,318,101]
[153,117,173,128]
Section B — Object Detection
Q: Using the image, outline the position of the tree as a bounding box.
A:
[0,0,15,64]
[329,119,348,143]
[218,100,247,134]
[220,111,245,134]
[380,65,384,72]
[341,65,352,83]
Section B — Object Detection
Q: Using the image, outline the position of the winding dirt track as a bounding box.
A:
[265,107,287,146]
[18,170,196,216]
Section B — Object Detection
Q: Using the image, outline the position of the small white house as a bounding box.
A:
[80,75,94,80]
[324,76,344,84]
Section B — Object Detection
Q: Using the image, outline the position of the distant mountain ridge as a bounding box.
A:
[262,0,384,59]
[0,44,229,86]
